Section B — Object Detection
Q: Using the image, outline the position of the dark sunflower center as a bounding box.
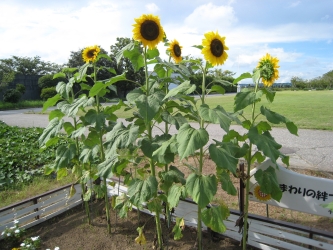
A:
[88,50,95,58]
[140,20,159,41]
[210,39,223,57]
[173,44,181,57]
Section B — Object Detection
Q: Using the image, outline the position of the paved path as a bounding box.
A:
[1,107,333,172]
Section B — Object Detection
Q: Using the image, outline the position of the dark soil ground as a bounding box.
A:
[18,200,244,250]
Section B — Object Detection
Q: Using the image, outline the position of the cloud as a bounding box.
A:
[184,3,237,33]
[145,3,160,13]
[289,1,301,8]
[321,15,330,21]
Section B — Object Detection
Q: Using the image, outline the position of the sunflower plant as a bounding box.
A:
[231,53,298,249]
[39,46,128,234]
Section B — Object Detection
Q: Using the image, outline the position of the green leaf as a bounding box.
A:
[128,176,158,207]
[59,96,94,117]
[186,173,217,209]
[192,45,203,50]
[160,165,186,192]
[126,88,144,104]
[262,88,275,103]
[199,104,232,132]
[209,144,238,174]
[210,85,225,94]
[168,184,185,209]
[57,167,68,180]
[38,118,64,146]
[48,109,65,121]
[161,112,187,130]
[89,81,106,97]
[177,124,209,159]
[146,48,159,59]
[140,138,159,158]
[43,94,62,112]
[63,122,75,136]
[163,80,196,100]
[97,154,118,178]
[104,73,127,87]
[152,135,178,165]
[234,90,255,112]
[248,126,281,163]
[172,217,185,240]
[136,90,164,123]
[254,166,282,201]
[260,106,298,135]
[54,143,76,169]
[84,109,106,131]
[202,204,229,233]
[114,193,132,218]
[53,72,66,79]
[123,47,144,72]
[77,63,90,82]
[217,171,237,195]
[233,73,252,84]
[252,68,260,84]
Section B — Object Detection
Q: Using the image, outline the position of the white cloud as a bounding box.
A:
[289,1,301,8]
[184,3,237,34]
[145,3,160,13]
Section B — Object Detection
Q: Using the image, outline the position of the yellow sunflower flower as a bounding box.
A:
[82,45,100,63]
[257,53,280,87]
[201,31,229,66]
[168,39,182,63]
[254,185,271,202]
[132,14,164,50]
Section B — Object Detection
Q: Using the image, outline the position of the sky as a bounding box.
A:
[0,0,332,83]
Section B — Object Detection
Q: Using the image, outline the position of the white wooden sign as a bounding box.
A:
[249,160,333,217]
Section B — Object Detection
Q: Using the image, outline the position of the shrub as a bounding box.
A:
[40,87,57,100]
[3,89,21,103]
[38,74,66,89]
[16,83,26,94]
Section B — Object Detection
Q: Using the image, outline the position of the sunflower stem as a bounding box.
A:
[242,78,259,249]
[144,47,163,249]
[93,63,112,235]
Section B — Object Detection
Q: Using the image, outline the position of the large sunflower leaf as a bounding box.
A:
[168,184,185,209]
[163,80,196,100]
[260,106,298,135]
[104,73,127,87]
[79,145,100,163]
[234,89,262,112]
[135,91,164,123]
[54,143,76,170]
[38,118,64,147]
[208,144,238,175]
[123,47,144,72]
[126,88,144,104]
[233,72,252,84]
[199,104,232,132]
[202,204,229,233]
[254,166,282,201]
[177,124,209,159]
[84,109,106,132]
[128,176,158,207]
[48,109,65,121]
[114,193,132,218]
[89,81,106,97]
[161,112,187,130]
[97,154,118,178]
[186,173,217,209]
[43,94,62,112]
[160,166,185,192]
[217,170,237,195]
[248,126,281,163]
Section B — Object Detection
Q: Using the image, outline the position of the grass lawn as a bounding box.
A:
[112,90,333,130]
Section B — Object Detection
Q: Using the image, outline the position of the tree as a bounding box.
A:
[110,37,145,97]
[322,70,333,89]
[290,76,307,89]
[0,56,62,76]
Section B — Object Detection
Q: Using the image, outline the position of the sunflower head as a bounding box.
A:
[257,53,280,87]
[132,14,164,50]
[253,185,271,202]
[168,39,182,63]
[82,45,100,63]
[201,31,229,66]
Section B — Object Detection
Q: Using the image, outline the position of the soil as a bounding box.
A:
[19,200,245,250]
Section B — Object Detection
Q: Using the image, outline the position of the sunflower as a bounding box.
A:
[132,14,164,50]
[257,53,280,87]
[201,31,228,66]
[168,39,182,63]
[82,45,100,63]
[253,185,271,202]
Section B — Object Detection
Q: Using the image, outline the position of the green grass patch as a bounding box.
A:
[0,100,44,110]
[0,174,76,208]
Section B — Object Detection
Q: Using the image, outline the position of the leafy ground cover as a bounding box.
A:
[0,121,66,191]
[0,100,44,110]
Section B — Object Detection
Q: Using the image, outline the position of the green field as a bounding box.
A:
[113,90,333,130]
